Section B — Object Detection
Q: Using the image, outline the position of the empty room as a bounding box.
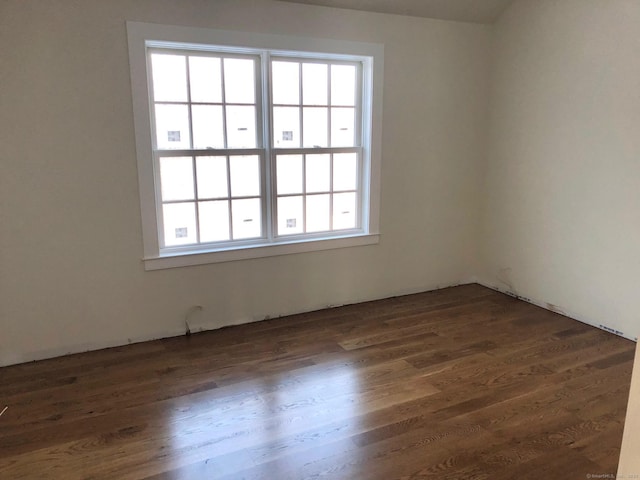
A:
[1,0,639,478]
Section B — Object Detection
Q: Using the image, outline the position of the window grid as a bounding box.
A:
[274,152,360,237]
[327,64,332,151]
[183,56,201,245]
[157,154,264,247]
[149,48,364,251]
[329,151,334,231]
[224,155,233,239]
[150,49,264,248]
[270,59,360,149]
[302,151,308,233]
[270,57,361,238]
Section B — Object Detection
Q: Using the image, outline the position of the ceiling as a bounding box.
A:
[276,0,516,24]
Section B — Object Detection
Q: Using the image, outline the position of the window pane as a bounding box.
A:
[199,200,230,242]
[306,194,330,233]
[273,107,300,148]
[151,54,187,102]
[196,156,228,199]
[272,61,299,105]
[277,196,304,235]
[303,63,328,105]
[155,104,191,149]
[230,155,260,197]
[331,64,356,106]
[159,157,194,201]
[277,155,303,195]
[333,192,356,230]
[224,58,255,104]
[232,198,261,239]
[333,153,357,191]
[189,56,222,103]
[303,107,328,148]
[163,202,197,246]
[331,107,355,147]
[305,154,330,193]
[192,105,224,149]
[226,106,256,148]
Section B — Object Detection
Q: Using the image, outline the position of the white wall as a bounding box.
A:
[0,0,491,366]
[479,0,640,340]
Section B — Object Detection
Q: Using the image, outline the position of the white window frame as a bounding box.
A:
[127,22,383,270]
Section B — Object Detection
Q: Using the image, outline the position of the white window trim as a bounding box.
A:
[127,22,383,270]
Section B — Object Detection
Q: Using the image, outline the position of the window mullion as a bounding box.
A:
[225,155,233,240]
[220,58,229,149]
[327,64,332,148]
[357,151,363,230]
[220,58,234,242]
[355,63,363,147]
[298,62,304,150]
[153,152,167,249]
[192,156,201,244]
[329,152,334,231]
[185,56,194,148]
[302,154,307,233]
[184,57,201,245]
[263,52,275,242]
[299,62,305,235]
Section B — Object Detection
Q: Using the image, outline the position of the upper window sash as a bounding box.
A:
[268,57,363,150]
[147,49,264,152]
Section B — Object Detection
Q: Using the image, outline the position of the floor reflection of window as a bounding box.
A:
[168,365,361,476]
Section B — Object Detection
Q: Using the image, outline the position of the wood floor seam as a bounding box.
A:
[0,284,633,479]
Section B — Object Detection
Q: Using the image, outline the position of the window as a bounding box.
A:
[128,23,383,269]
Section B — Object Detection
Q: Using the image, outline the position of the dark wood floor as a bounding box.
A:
[0,284,635,479]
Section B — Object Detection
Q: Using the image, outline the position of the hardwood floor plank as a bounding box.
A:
[0,284,634,479]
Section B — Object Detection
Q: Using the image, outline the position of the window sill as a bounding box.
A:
[142,233,380,270]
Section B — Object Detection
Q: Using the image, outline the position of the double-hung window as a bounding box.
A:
[127,23,383,269]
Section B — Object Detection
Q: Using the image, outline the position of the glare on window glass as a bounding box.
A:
[333,153,357,191]
[273,107,300,147]
[196,156,228,199]
[306,194,330,233]
[232,198,261,239]
[163,202,197,246]
[189,56,222,103]
[331,107,355,147]
[224,58,255,104]
[277,196,304,235]
[305,154,330,193]
[272,61,300,105]
[303,63,328,105]
[230,156,260,197]
[199,200,230,242]
[151,54,188,102]
[333,192,357,230]
[159,157,194,201]
[277,155,303,195]
[191,105,224,149]
[303,107,328,148]
[155,104,191,149]
[331,64,356,106]
[226,106,257,148]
